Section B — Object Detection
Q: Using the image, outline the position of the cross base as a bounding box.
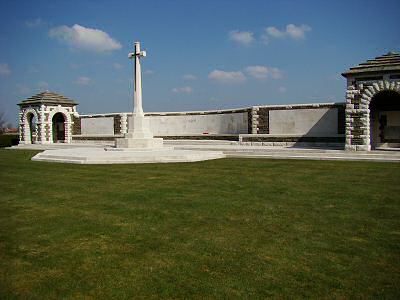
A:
[115,114,164,149]
[115,137,163,149]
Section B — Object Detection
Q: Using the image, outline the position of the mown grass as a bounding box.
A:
[0,149,399,299]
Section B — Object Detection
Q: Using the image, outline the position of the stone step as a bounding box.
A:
[164,139,237,145]
[31,148,225,164]
[225,152,400,162]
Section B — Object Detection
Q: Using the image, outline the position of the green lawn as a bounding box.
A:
[0,149,399,299]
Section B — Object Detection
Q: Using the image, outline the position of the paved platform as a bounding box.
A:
[10,141,400,163]
[30,147,225,164]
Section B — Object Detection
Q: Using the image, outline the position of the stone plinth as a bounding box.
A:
[115,114,163,149]
[115,136,163,149]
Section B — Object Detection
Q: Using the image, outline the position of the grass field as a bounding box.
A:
[0,149,399,299]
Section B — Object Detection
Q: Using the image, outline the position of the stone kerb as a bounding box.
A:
[345,80,400,151]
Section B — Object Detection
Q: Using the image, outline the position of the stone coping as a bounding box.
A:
[78,102,345,118]
[72,134,122,137]
[72,134,239,137]
[239,134,345,138]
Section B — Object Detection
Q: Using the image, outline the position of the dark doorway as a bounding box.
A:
[27,113,37,144]
[369,90,400,149]
[52,113,65,143]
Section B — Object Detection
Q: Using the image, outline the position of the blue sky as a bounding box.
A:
[0,0,399,125]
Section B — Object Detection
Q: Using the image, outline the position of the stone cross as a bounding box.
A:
[128,41,147,117]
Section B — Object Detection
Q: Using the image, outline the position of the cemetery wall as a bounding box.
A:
[73,102,345,147]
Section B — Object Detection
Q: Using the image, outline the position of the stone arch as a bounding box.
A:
[22,108,39,144]
[361,81,400,104]
[369,89,400,149]
[52,112,66,142]
[345,80,400,150]
[48,107,72,143]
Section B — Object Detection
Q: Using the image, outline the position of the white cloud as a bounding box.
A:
[265,26,285,38]
[245,66,283,80]
[183,74,197,80]
[262,24,311,43]
[171,86,193,94]
[229,30,254,46]
[113,63,123,70]
[26,18,44,28]
[37,81,49,90]
[74,76,91,85]
[208,70,246,84]
[286,24,311,39]
[49,24,122,52]
[245,66,269,79]
[0,63,11,76]
[269,67,284,79]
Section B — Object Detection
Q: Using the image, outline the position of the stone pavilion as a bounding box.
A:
[17,91,78,144]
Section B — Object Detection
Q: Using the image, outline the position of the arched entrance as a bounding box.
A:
[369,90,400,149]
[27,112,37,144]
[52,112,66,143]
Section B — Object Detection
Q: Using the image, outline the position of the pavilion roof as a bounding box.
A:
[18,91,78,106]
[342,51,400,77]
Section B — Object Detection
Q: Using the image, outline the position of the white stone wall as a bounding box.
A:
[269,108,338,136]
[130,112,248,135]
[81,117,114,135]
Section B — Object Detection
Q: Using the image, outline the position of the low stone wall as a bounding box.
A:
[72,134,239,143]
[253,103,345,135]
[73,103,346,149]
[157,134,239,141]
[77,109,250,137]
[81,116,115,135]
[144,109,249,135]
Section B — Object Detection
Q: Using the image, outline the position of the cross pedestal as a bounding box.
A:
[116,116,163,148]
[116,41,163,149]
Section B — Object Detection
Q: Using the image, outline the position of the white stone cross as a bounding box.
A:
[128,41,147,117]
[115,40,162,148]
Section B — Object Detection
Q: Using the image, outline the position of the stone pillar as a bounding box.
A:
[120,113,128,134]
[65,112,72,143]
[251,106,259,134]
[345,85,370,151]
[18,110,24,144]
[37,105,46,144]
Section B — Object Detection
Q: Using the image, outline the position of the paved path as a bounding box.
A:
[166,140,400,162]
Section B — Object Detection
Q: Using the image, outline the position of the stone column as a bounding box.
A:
[133,42,144,117]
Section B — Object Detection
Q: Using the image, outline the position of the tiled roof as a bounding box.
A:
[18,91,78,106]
[342,51,400,77]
